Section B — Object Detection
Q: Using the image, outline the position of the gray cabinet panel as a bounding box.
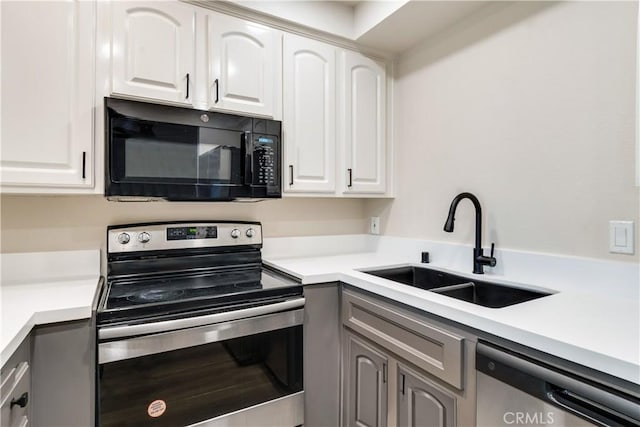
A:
[397,364,456,427]
[32,319,94,427]
[343,331,388,427]
[303,283,341,427]
[342,290,464,389]
[340,288,478,427]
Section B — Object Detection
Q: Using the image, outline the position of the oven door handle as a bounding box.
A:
[99,297,305,340]
[99,301,304,363]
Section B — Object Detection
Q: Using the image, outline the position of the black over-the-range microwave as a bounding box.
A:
[105,97,281,201]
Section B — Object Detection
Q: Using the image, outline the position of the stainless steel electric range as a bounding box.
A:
[96,221,304,427]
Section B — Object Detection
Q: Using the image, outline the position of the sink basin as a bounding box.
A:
[363,266,467,290]
[429,281,549,308]
[362,265,551,308]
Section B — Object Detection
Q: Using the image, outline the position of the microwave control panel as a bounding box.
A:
[254,135,278,186]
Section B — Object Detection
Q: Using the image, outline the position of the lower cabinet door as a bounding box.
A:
[343,331,388,427]
[397,364,456,427]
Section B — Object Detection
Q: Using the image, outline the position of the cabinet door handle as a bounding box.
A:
[289,165,294,186]
[10,392,28,409]
[185,73,190,99]
[82,151,86,179]
[382,363,387,383]
[400,373,405,395]
[347,168,353,188]
[214,78,219,103]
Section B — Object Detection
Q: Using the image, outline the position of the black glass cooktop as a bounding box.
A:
[97,267,301,326]
[105,268,263,309]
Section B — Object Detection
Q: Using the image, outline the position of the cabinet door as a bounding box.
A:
[343,331,388,427]
[397,364,456,427]
[112,1,195,105]
[0,0,94,189]
[0,334,30,427]
[208,12,280,117]
[342,51,387,194]
[283,34,336,193]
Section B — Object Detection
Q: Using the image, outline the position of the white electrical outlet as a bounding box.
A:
[370,217,380,235]
[609,221,634,254]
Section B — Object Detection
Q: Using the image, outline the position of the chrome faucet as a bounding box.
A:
[443,192,497,274]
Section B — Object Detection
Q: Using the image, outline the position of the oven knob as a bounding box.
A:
[230,229,241,239]
[246,228,255,238]
[138,232,151,243]
[117,233,131,244]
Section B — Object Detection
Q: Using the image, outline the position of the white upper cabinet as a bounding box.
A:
[208,12,281,117]
[342,51,387,194]
[111,1,195,105]
[0,0,95,191]
[283,34,337,193]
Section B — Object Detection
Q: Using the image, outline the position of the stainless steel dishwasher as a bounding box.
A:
[476,341,640,426]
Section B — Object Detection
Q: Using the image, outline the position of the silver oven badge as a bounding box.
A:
[147,399,167,418]
[200,114,209,123]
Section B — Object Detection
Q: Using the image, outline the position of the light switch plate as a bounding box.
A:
[609,221,634,254]
[370,217,380,235]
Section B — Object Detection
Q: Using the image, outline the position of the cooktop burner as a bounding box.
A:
[126,288,186,303]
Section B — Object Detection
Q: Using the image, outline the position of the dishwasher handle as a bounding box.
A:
[547,386,636,427]
[477,342,640,426]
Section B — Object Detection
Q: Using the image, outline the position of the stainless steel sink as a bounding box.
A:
[362,265,551,308]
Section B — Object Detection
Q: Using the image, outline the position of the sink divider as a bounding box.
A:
[430,282,475,293]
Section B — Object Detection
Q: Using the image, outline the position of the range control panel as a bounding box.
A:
[108,222,262,254]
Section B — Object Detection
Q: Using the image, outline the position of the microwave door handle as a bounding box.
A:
[243,131,252,185]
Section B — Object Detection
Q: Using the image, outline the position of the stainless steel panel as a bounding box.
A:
[477,342,640,424]
[99,297,305,340]
[99,307,304,363]
[186,392,304,427]
[108,222,262,253]
[477,372,593,426]
[342,290,464,389]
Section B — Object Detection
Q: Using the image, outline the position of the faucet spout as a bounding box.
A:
[443,192,496,274]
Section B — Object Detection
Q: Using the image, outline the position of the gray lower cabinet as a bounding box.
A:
[341,287,477,427]
[1,335,31,427]
[343,331,388,427]
[1,319,94,427]
[397,363,456,427]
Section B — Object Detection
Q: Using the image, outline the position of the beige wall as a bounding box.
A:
[0,196,366,253]
[2,2,639,263]
[366,1,640,262]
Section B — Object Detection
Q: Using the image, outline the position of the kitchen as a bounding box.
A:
[1,0,639,426]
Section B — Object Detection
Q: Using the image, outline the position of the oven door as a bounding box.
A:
[97,301,304,427]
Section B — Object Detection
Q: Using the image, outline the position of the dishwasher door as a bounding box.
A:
[476,342,640,427]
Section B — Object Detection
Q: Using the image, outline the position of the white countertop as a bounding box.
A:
[263,234,640,385]
[1,250,101,367]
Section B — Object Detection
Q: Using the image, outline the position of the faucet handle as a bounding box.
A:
[488,242,497,267]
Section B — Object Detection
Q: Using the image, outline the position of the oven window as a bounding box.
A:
[99,326,302,427]
[110,117,244,185]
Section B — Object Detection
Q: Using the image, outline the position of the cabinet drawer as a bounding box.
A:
[1,361,30,427]
[342,290,464,389]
